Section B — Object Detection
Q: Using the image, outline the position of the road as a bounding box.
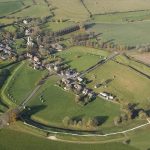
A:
[0,72,52,128]
[23,117,150,138]
[79,52,120,77]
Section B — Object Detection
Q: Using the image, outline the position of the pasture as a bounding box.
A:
[49,0,90,21]
[83,0,150,15]
[0,1,24,16]
[92,10,150,23]
[0,128,138,150]
[85,60,150,107]
[4,62,44,105]
[115,55,150,76]
[10,2,51,18]
[29,75,120,130]
[89,21,150,46]
[57,46,109,72]
[41,21,74,32]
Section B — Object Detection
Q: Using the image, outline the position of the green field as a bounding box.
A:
[0,1,24,16]
[11,3,51,18]
[83,0,150,14]
[85,60,150,107]
[58,46,109,72]
[92,10,150,23]
[49,0,89,21]
[115,55,150,76]
[29,75,120,130]
[4,62,44,105]
[89,21,150,46]
[41,21,75,32]
[0,128,138,150]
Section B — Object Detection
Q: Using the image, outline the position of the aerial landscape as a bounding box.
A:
[0,0,150,150]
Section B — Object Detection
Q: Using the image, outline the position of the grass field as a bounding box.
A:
[4,62,44,105]
[83,0,150,14]
[10,2,51,18]
[89,21,150,46]
[85,60,150,107]
[115,55,150,76]
[0,128,138,150]
[0,1,24,16]
[127,126,150,150]
[29,75,120,130]
[92,10,150,23]
[49,0,89,21]
[41,21,75,32]
[57,46,109,72]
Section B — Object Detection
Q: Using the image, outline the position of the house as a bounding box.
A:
[27,37,34,47]
[74,84,83,92]
[62,78,71,85]
[82,88,90,95]
[77,77,83,82]
[51,43,63,52]
[88,92,96,99]
[33,56,39,62]
[23,20,28,25]
[99,92,114,100]
[54,65,61,72]
[27,52,33,59]
[45,64,53,71]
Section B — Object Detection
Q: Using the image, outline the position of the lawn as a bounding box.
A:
[4,62,44,105]
[85,60,150,107]
[29,75,120,130]
[57,46,109,72]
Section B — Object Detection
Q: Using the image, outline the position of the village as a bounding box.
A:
[0,18,116,107]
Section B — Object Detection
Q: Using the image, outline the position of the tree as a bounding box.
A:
[114,116,122,126]
[62,116,70,126]
[138,110,147,119]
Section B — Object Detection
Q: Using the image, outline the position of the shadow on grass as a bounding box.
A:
[94,116,109,126]
[21,105,47,117]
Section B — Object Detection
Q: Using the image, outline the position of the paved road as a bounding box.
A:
[19,85,41,109]
[23,117,150,138]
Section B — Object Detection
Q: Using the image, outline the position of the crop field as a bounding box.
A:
[128,51,150,65]
[29,75,120,130]
[49,0,89,21]
[83,0,150,15]
[3,62,44,105]
[57,46,109,72]
[85,60,150,107]
[89,21,150,46]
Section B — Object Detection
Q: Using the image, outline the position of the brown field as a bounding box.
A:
[130,52,150,65]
